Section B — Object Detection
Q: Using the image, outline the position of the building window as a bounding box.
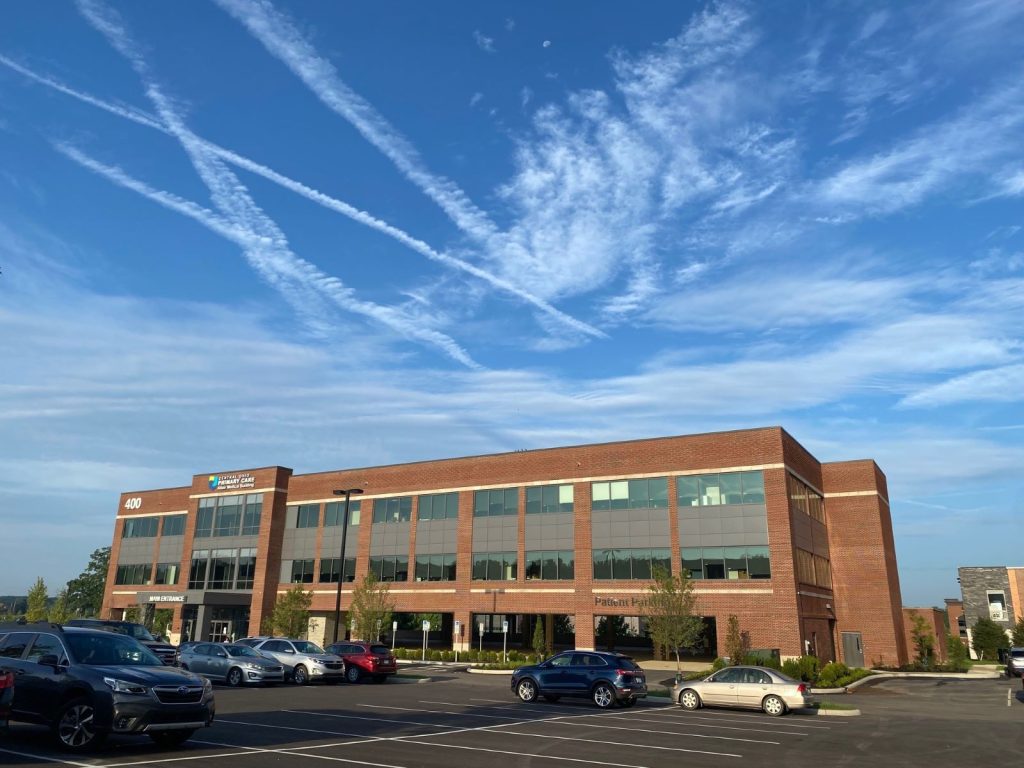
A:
[794,548,828,587]
[236,548,256,589]
[526,485,574,514]
[161,515,186,537]
[473,488,518,517]
[295,504,320,528]
[213,496,242,536]
[196,500,214,537]
[114,564,152,585]
[372,496,412,524]
[242,494,262,535]
[121,517,159,538]
[786,474,825,523]
[677,470,765,507]
[324,500,361,526]
[681,546,771,580]
[471,552,517,580]
[592,548,671,579]
[368,555,409,582]
[195,494,263,537]
[285,559,315,584]
[414,554,456,581]
[418,492,459,521]
[188,550,209,589]
[525,551,574,580]
[319,557,357,583]
[154,563,180,585]
[207,549,237,589]
[591,478,668,511]
[188,549,257,590]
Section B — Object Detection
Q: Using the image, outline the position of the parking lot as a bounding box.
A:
[1,672,1021,767]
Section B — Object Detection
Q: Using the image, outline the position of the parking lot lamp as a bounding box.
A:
[331,488,363,644]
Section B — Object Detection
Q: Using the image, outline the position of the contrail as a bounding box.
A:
[0,54,603,339]
[73,0,480,369]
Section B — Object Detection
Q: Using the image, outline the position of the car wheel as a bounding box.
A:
[293,665,308,685]
[227,667,244,687]
[516,678,539,703]
[762,694,786,717]
[543,694,560,703]
[346,665,362,684]
[592,683,615,709]
[617,696,637,708]
[149,729,196,748]
[678,689,701,711]
[54,698,106,752]
[372,675,387,683]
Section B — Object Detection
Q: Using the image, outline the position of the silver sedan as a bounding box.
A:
[178,642,285,686]
[672,665,814,716]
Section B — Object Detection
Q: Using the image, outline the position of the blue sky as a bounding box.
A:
[1,0,1022,606]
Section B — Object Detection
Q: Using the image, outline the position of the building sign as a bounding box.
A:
[147,594,185,603]
[207,473,256,491]
[594,596,651,609]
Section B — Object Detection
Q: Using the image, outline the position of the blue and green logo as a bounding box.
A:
[208,475,220,490]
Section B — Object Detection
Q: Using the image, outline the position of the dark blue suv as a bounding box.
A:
[511,651,647,708]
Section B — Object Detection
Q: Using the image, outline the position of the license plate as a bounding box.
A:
[636,676,645,684]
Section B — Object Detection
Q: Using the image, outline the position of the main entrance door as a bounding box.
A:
[210,620,232,643]
[841,632,864,667]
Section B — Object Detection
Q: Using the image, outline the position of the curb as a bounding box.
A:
[808,707,861,717]
[467,668,514,675]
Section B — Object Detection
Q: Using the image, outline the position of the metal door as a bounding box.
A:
[210,620,231,643]
[841,632,864,668]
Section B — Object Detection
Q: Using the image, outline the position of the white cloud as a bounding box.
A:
[469,91,483,107]
[473,30,495,53]
[900,364,1024,407]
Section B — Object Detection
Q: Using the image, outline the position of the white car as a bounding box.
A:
[672,665,814,716]
[252,638,345,685]
[1007,647,1024,678]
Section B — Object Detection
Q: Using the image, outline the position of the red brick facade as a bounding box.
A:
[903,607,949,663]
[101,427,908,665]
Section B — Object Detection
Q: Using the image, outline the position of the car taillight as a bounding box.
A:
[0,672,15,689]
[617,669,633,677]
[797,683,808,694]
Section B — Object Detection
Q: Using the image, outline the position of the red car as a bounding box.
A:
[0,670,13,730]
[325,642,397,683]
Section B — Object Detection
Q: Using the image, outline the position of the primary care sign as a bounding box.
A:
[208,473,256,491]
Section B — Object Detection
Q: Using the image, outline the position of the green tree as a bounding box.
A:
[349,572,394,642]
[48,588,73,624]
[596,615,632,650]
[909,612,936,667]
[65,547,110,617]
[971,617,1009,660]
[25,577,49,622]
[723,615,751,664]
[645,566,704,678]
[531,617,549,659]
[270,585,313,638]
[1011,616,1024,647]
[947,634,969,669]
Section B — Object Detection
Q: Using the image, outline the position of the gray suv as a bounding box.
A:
[251,638,344,685]
[1007,647,1024,678]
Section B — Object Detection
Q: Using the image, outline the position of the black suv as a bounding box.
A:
[66,619,178,666]
[511,651,647,708]
[0,622,214,751]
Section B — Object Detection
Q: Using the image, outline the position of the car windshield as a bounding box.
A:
[66,633,163,666]
[1011,650,1024,658]
[293,641,325,654]
[226,645,261,658]
[615,657,640,670]
[370,645,391,655]
[128,624,157,642]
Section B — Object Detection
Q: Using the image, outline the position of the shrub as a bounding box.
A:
[743,653,782,671]
[711,657,728,671]
[816,662,851,689]
[781,658,802,680]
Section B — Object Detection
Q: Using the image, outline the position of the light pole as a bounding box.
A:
[331,488,363,644]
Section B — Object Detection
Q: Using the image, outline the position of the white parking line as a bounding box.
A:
[0,746,95,767]
[360,703,527,721]
[649,706,845,725]
[396,737,730,765]
[647,710,832,730]
[217,717,370,739]
[281,709,456,729]
[494,728,746,756]
[531,719,780,744]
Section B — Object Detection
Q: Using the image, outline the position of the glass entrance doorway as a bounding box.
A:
[210,620,232,643]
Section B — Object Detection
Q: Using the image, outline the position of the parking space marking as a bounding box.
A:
[595,713,815,735]
[281,709,457,729]
[359,703,532,721]
[217,717,371,739]
[394,737,715,766]
[491,728,745,756]
[421,699,520,709]
[647,710,833,730]
[530,719,781,744]
[0,746,96,767]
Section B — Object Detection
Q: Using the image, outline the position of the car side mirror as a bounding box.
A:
[284,648,295,654]
[37,654,62,668]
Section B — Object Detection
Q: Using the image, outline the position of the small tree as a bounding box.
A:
[971,617,1009,660]
[723,615,752,665]
[25,577,49,622]
[645,566,704,678]
[947,634,969,669]
[1012,616,1024,647]
[49,589,73,624]
[909,612,935,667]
[532,617,547,660]
[270,585,313,638]
[349,572,394,642]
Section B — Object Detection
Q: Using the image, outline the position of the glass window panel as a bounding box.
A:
[649,477,669,508]
[188,551,208,589]
[195,507,213,537]
[503,553,517,580]
[652,549,672,577]
[740,471,765,504]
[699,475,722,506]
[415,556,429,582]
[526,487,542,515]
[442,554,456,581]
[161,515,186,537]
[720,474,743,505]
[677,476,699,507]
[542,552,558,580]
[525,552,542,580]
[474,491,489,517]
[593,549,612,579]
[395,556,409,582]
[612,549,632,579]
[418,496,433,521]
[725,547,748,579]
[628,479,648,508]
[320,558,339,583]
[380,557,396,582]
[747,546,770,579]
[399,497,412,522]
[558,551,574,580]
[343,556,356,582]
[214,499,242,536]
[631,550,652,580]
[702,547,725,579]
[559,485,574,512]
[504,488,518,516]
[427,554,441,582]
[242,496,262,535]
[209,550,236,589]
[681,548,703,579]
[472,554,488,580]
[296,504,319,528]
[486,554,501,581]
[610,481,629,509]
[542,486,558,514]
[592,482,609,501]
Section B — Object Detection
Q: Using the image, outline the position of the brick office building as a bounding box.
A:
[101,427,909,666]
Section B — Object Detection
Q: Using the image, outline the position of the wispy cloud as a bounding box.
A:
[900,364,1024,407]
[469,91,483,108]
[473,30,495,53]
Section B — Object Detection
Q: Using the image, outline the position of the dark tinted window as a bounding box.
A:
[261,640,287,652]
[26,633,65,662]
[711,668,743,683]
[548,654,572,668]
[370,645,390,655]
[65,633,162,666]
[0,632,33,658]
[613,657,640,670]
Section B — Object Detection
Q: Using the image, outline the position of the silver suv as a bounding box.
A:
[1007,647,1024,678]
[251,638,344,685]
